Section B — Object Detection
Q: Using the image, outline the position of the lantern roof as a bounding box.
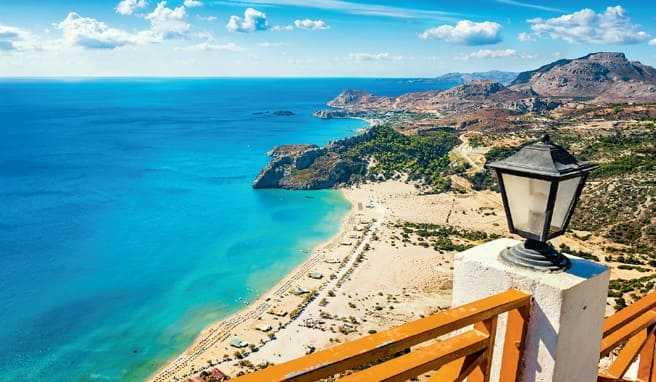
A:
[486,135,597,178]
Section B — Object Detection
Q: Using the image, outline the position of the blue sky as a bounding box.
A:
[1,0,655,76]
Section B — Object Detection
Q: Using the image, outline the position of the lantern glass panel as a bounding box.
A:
[549,176,583,233]
[501,173,551,237]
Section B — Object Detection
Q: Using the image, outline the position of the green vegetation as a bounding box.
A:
[608,275,656,308]
[570,131,655,253]
[468,135,484,148]
[344,125,459,192]
[395,222,499,252]
[469,145,520,191]
[578,131,656,178]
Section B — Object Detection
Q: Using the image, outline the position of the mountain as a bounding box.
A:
[510,52,656,102]
[326,53,656,116]
[428,71,518,86]
[327,80,553,115]
[407,71,517,87]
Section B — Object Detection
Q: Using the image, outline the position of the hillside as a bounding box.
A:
[510,52,656,102]
[325,52,656,119]
[411,71,518,87]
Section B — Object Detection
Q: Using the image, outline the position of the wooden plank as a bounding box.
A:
[601,311,656,356]
[605,328,648,378]
[469,317,498,382]
[637,326,656,381]
[232,289,530,382]
[499,305,530,382]
[651,334,656,382]
[336,330,488,382]
[604,293,656,337]
[427,346,485,381]
[597,376,630,382]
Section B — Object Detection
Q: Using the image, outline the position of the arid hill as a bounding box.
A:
[510,52,656,102]
[325,53,656,118]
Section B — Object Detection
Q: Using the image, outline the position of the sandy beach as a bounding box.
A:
[148,174,640,381]
[148,180,509,381]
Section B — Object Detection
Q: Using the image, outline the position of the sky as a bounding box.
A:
[1,0,656,77]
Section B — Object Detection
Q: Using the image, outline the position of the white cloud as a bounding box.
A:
[349,52,403,61]
[116,0,148,16]
[57,12,144,49]
[56,3,190,50]
[517,32,536,42]
[650,39,656,46]
[0,24,37,51]
[177,42,243,51]
[420,20,502,45]
[237,0,458,20]
[527,6,650,44]
[456,48,536,60]
[495,0,563,13]
[198,15,217,21]
[272,25,293,31]
[226,8,268,33]
[183,0,202,7]
[257,41,288,47]
[145,1,190,40]
[293,19,329,30]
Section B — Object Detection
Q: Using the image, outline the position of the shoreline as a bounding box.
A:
[148,115,374,382]
[150,113,377,381]
[149,180,509,381]
[148,187,369,381]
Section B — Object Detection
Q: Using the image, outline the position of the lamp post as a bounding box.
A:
[486,134,597,271]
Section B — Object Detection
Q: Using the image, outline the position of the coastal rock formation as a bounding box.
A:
[253,135,370,189]
[272,110,295,116]
[313,109,370,119]
[327,89,393,110]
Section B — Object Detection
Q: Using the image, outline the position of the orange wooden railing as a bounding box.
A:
[599,292,656,382]
[231,289,531,382]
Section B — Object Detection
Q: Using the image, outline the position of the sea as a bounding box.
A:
[0,78,449,381]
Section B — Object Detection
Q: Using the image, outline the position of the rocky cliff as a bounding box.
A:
[252,133,371,189]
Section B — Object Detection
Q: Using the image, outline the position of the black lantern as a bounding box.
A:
[486,135,597,271]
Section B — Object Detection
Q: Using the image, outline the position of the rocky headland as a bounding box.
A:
[252,133,372,189]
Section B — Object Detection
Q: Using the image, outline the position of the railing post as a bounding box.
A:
[452,238,609,382]
[638,325,656,381]
[470,317,498,382]
[499,305,529,381]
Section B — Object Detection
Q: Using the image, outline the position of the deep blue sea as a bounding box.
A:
[0,78,448,381]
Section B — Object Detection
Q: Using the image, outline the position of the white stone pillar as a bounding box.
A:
[453,238,609,382]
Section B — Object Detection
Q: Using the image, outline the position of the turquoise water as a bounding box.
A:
[0,78,447,381]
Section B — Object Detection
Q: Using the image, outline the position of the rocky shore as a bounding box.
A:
[252,131,374,189]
